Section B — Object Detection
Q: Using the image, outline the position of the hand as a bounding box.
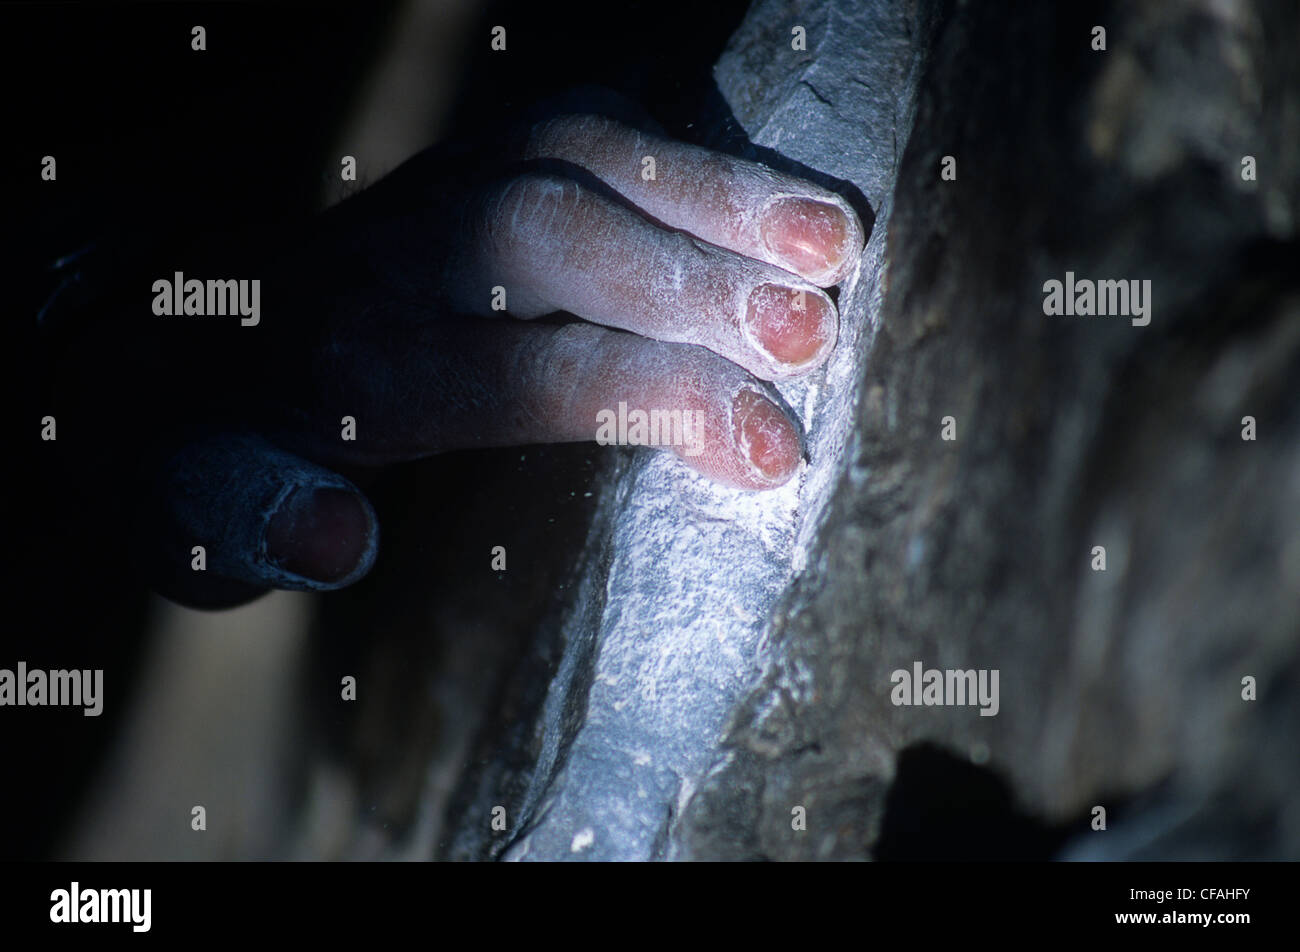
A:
[52,111,865,606]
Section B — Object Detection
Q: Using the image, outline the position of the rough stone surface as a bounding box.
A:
[674,0,1300,860]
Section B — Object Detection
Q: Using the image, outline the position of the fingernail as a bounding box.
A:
[731,389,801,483]
[745,282,836,369]
[760,197,853,283]
[265,487,376,587]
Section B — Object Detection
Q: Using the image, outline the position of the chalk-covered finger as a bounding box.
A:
[294,318,802,490]
[523,114,865,287]
[513,322,804,489]
[457,173,838,381]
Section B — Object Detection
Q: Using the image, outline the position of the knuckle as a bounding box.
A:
[519,323,601,421]
[487,173,582,249]
[524,114,602,158]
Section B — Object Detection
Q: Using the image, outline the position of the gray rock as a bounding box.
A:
[675,0,1300,861]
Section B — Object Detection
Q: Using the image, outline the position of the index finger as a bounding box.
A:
[523,114,866,287]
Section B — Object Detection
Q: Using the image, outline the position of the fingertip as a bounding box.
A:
[265,486,378,589]
[729,387,802,487]
[760,196,863,287]
[744,282,837,373]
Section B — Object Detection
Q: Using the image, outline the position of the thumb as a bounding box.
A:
[135,430,379,608]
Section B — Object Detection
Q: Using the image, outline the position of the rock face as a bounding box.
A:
[671,0,1300,860]
[327,0,1300,861]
